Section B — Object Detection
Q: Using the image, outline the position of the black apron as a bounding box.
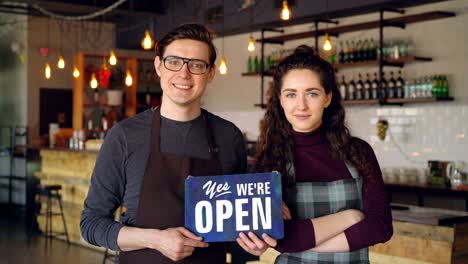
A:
[119,107,225,264]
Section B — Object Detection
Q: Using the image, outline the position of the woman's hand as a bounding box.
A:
[282,202,292,220]
[236,232,277,256]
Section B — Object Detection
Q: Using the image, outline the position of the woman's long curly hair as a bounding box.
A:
[254,45,371,194]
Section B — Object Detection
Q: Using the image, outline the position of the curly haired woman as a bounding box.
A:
[237,45,393,263]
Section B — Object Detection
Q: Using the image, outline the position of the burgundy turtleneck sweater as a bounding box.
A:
[275,128,393,253]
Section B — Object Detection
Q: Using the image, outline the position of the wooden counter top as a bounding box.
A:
[391,203,468,226]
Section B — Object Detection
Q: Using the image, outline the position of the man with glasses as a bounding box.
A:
[81,24,247,263]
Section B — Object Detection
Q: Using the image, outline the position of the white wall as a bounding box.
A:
[205,0,468,171]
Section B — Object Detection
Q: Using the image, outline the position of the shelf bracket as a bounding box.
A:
[257,28,285,108]
[257,28,285,44]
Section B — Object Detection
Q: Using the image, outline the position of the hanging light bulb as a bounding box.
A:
[90,73,98,89]
[72,66,80,78]
[141,30,154,50]
[57,56,65,69]
[125,70,133,86]
[44,63,51,79]
[219,55,228,75]
[247,35,256,52]
[109,49,117,66]
[323,33,333,51]
[280,0,291,21]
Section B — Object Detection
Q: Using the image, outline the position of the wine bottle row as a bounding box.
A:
[337,71,450,101]
[326,39,412,64]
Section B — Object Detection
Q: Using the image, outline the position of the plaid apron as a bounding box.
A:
[275,164,369,264]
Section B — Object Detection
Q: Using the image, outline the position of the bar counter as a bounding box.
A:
[35,147,100,249]
[248,204,468,264]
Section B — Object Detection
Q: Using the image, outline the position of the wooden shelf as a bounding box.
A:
[342,97,453,106]
[241,71,274,77]
[84,103,123,108]
[254,103,267,108]
[334,56,432,70]
[385,97,453,104]
[259,11,455,43]
[343,99,380,105]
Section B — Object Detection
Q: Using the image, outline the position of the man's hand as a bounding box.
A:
[147,227,208,261]
[236,232,277,256]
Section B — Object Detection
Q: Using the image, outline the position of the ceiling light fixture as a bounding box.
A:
[109,49,117,65]
[219,55,228,75]
[125,70,133,86]
[90,73,98,89]
[247,35,255,52]
[141,30,154,50]
[73,66,80,78]
[280,0,291,21]
[44,63,51,79]
[323,33,332,51]
[57,56,65,69]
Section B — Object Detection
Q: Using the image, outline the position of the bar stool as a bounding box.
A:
[29,184,70,246]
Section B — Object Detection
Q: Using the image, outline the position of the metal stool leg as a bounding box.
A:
[56,192,70,244]
[45,193,51,248]
[27,195,40,245]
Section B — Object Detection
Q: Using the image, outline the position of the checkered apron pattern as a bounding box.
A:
[275,164,369,264]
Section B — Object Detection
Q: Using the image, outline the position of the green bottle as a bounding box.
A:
[254,56,260,73]
[247,56,253,73]
[441,75,449,97]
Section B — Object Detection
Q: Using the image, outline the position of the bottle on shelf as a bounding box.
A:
[93,89,99,103]
[362,39,370,62]
[380,72,388,99]
[432,75,440,98]
[350,41,357,63]
[396,70,405,98]
[254,56,260,73]
[371,72,379,99]
[247,56,253,73]
[387,71,396,99]
[370,39,377,60]
[441,75,449,98]
[338,42,345,64]
[356,73,364,100]
[404,80,411,99]
[344,41,350,63]
[145,86,152,106]
[348,76,356,100]
[100,113,108,139]
[339,76,347,100]
[355,40,362,62]
[364,73,372,100]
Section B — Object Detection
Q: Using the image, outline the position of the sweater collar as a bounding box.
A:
[292,127,326,146]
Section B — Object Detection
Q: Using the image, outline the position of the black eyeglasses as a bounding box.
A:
[162,56,210,75]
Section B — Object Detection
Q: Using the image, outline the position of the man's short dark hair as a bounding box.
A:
[155,23,217,67]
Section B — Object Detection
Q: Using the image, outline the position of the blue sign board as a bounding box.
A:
[185,172,284,242]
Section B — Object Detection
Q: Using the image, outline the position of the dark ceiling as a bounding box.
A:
[0,0,451,50]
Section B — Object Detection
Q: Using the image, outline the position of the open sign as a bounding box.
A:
[185,172,284,242]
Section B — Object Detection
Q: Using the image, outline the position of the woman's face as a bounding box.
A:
[280,69,332,133]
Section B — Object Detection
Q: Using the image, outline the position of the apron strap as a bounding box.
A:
[201,109,219,160]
